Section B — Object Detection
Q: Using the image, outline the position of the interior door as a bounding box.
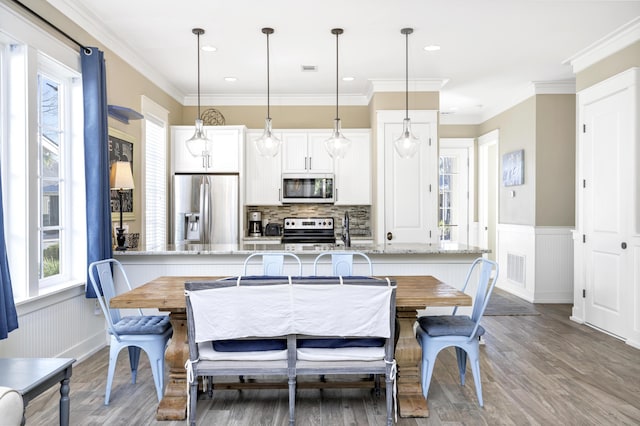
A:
[582,87,631,338]
[439,141,471,244]
[478,132,498,261]
[383,119,437,244]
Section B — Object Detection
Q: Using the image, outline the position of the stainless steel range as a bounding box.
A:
[281,217,335,250]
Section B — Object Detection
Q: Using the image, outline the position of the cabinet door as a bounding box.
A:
[306,132,334,173]
[335,131,371,205]
[281,132,309,173]
[245,131,282,205]
[172,126,208,172]
[205,127,242,172]
[172,125,242,173]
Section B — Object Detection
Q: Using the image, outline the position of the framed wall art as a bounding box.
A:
[502,149,524,187]
[108,128,135,221]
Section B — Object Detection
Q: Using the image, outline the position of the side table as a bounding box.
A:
[0,358,75,426]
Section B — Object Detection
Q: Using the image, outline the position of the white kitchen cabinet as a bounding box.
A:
[172,125,244,173]
[281,130,333,173]
[334,130,371,205]
[244,130,282,205]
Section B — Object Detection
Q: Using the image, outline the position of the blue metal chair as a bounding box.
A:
[415,257,499,407]
[242,252,302,276]
[88,259,172,405]
[313,251,373,276]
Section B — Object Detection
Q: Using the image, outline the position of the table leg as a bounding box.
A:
[59,367,72,426]
[395,309,429,417]
[156,311,189,420]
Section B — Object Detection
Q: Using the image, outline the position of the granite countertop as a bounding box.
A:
[116,241,489,256]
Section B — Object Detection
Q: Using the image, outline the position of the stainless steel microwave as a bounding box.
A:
[281,173,335,203]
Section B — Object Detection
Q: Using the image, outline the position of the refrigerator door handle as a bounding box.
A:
[199,176,212,244]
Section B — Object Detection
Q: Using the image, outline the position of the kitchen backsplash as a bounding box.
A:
[245,205,371,237]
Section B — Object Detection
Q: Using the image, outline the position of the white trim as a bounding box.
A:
[368,78,449,93]
[478,129,499,146]
[564,17,640,74]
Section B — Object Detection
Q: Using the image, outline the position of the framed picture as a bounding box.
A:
[502,149,524,187]
[108,128,135,221]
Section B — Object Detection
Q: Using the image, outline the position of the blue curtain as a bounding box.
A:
[0,165,18,340]
[81,47,112,298]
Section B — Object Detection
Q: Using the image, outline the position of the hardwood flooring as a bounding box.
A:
[24,303,640,425]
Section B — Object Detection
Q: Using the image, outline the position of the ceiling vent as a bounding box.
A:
[301,65,318,72]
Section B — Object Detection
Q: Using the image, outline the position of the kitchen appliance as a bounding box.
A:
[173,174,239,245]
[281,174,334,203]
[248,211,263,237]
[264,222,282,236]
[281,217,335,250]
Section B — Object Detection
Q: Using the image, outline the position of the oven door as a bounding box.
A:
[281,174,334,203]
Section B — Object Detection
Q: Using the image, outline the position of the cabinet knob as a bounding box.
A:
[387,232,393,241]
[622,242,627,249]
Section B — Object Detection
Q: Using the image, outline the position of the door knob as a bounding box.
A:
[387,232,393,241]
[622,242,627,249]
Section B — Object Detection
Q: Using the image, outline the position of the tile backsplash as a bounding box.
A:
[245,205,371,237]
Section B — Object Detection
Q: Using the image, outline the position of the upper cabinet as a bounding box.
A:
[245,130,282,205]
[334,130,371,205]
[172,125,244,173]
[281,130,333,174]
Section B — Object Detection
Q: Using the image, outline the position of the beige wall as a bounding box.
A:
[576,40,640,92]
[479,97,537,226]
[439,124,479,138]
[535,95,576,226]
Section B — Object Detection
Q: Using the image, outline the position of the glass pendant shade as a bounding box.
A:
[255,117,281,157]
[186,118,210,157]
[325,118,351,159]
[394,117,420,158]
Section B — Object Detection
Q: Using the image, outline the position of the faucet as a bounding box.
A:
[342,211,351,248]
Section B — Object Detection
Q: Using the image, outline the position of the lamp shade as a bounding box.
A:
[110,161,135,190]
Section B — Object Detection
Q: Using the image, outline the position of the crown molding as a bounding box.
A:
[47,0,184,103]
[563,16,640,73]
[186,94,370,106]
[367,78,449,93]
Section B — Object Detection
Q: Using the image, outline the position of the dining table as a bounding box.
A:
[109,275,471,420]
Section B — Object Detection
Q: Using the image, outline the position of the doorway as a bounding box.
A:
[439,139,473,244]
[478,130,499,261]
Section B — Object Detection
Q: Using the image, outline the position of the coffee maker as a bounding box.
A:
[248,211,263,237]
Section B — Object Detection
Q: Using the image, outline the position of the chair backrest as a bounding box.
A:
[242,252,302,276]
[313,251,373,276]
[454,257,499,334]
[88,258,139,336]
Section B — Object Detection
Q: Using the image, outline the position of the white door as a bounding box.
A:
[582,87,632,338]
[478,131,498,261]
[379,110,438,245]
[439,139,473,244]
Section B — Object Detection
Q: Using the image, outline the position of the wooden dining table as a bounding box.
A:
[110,275,471,420]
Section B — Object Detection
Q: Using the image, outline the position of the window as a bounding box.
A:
[439,139,473,245]
[1,6,86,301]
[142,96,168,250]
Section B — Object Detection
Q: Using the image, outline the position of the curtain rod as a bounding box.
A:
[12,0,90,53]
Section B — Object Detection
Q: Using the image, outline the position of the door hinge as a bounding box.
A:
[428,137,432,147]
[583,124,586,133]
[429,184,432,192]
[582,289,586,298]
[429,230,432,238]
[582,234,586,243]
[583,179,586,188]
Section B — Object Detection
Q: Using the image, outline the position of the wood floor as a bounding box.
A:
[25,302,640,425]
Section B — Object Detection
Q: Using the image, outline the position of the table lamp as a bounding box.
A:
[110,161,135,251]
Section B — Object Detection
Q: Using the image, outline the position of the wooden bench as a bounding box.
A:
[185,276,397,426]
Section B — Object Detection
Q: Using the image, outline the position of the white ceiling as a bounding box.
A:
[50,0,640,124]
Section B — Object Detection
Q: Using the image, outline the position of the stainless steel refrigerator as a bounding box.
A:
[173,174,239,245]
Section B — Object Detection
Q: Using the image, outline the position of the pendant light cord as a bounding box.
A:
[267,31,271,120]
[192,28,204,119]
[335,30,339,120]
[404,30,409,121]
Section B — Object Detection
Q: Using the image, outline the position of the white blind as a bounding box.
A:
[144,117,167,249]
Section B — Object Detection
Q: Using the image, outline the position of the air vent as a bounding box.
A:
[301,65,318,72]
[507,253,526,286]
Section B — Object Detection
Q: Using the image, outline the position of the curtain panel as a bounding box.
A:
[81,47,113,298]
[0,165,18,340]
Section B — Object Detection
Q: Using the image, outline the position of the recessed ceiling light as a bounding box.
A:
[423,45,441,52]
[301,65,318,72]
[342,76,355,81]
[201,45,217,52]
[224,77,237,82]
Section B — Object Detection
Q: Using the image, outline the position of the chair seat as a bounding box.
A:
[417,315,485,337]
[112,315,171,335]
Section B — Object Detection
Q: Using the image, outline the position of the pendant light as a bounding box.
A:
[185,28,211,157]
[255,27,281,157]
[324,28,351,159]
[394,27,420,159]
